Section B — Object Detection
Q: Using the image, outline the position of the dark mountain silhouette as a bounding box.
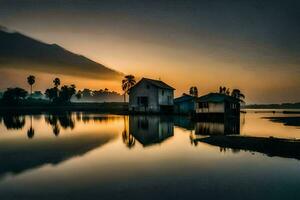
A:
[0,26,123,80]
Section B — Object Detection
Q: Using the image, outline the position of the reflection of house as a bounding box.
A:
[173,116,195,131]
[129,116,174,146]
[195,93,240,119]
[195,117,240,135]
[129,78,175,113]
[174,94,196,114]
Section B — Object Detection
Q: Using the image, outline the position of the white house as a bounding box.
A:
[129,78,175,113]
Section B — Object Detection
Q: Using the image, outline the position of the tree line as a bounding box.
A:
[0,76,78,105]
[0,75,128,105]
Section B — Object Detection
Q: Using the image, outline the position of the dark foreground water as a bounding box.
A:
[0,110,300,200]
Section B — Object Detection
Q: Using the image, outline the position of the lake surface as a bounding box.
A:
[0,110,300,200]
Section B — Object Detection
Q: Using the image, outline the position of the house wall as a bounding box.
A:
[129,81,159,112]
[196,102,224,113]
[175,100,195,114]
[158,88,174,105]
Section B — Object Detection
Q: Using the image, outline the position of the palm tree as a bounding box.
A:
[219,86,230,95]
[122,75,136,102]
[231,89,245,102]
[27,75,35,95]
[189,86,198,97]
[53,77,61,88]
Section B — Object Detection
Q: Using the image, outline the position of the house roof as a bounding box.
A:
[130,78,175,91]
[197,93,239,103]
[174,94,195,104]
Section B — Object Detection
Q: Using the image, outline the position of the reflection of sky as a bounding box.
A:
[0,113,300,199]
[241,112,300,139]
[0,0,300,103]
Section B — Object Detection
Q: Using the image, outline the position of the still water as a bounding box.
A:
[0,110,300,200]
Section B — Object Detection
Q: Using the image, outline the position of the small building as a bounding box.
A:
[195,93,240,119]
[174,93,196,115]
[129,78,175,113]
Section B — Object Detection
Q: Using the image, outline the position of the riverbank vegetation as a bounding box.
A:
[0,75,128,113]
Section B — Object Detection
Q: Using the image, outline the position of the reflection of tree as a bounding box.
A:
[27,115,35,139]
[122,116,135,148]
[27,127,35,139]
[59,114,75,129]
[122,130,135,148]
[53,124,60,136]
[44,112,75,136]
[0,115,26,130]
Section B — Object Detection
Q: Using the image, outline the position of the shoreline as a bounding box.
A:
[197,135,300,160]
[0,102,129,115]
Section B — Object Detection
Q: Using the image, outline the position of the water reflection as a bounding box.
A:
[128,116,174,147]
[0,113,119,179]
[124,115,241,148]
[0,114,26,130]
[45,112,75,130]
[194,117,240,136]
[44,112,75,136]
[27,116,35,139]
[0,112,300,200]
[122,116,135,148]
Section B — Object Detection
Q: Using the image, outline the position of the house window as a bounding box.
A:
[162,90,165,96]
[146,85,150,89]
[198,102,209,108]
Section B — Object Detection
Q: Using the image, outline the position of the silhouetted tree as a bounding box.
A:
[45,87,59,102]
[75,90,82,99]
[27,75,35,95]
[219,86,230,95]
[122,75,136,102]
[53,77,61,88]
[2,87,28,104]
[59,84,76,103]
[231,89,245,102]
[82,88,92,98]
[189,86,198,97]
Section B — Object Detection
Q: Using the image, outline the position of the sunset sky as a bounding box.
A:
[0,0,299,103]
